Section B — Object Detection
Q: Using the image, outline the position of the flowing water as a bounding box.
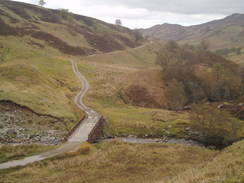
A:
[99,137,205,147]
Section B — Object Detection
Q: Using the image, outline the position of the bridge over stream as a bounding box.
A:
[0,59,104,170]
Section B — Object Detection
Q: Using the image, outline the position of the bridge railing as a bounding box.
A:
[63,115,87,141]
[87,116,105,143]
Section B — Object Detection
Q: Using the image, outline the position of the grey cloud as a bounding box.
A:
[83,0,244,15]
[12,0,244,28]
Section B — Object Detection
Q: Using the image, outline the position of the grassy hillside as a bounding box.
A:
[0,2,242,182]
[160,140,244,183]
[0,0,144,127]
[227,52,244,66]
[141,13,244,49]
[57,40,243,144]
[1,140,242,183]
[0,0,142,55]
[0,37,82,126]
[0,141,218,183]
[215,47,244,66]
[0,1,242,143]
[72,42,194,138]
[122,69,167,108]
[141,13,244,63]
[178,14,244,49]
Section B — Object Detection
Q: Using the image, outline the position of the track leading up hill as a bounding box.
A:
[0,59,99,170]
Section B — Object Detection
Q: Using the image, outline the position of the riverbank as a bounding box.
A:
[97,136,207,148]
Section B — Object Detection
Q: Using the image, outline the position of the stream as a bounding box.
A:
[2,137,206,148]
[98,137,206,148]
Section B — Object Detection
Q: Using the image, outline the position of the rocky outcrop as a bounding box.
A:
[0,100,66,144]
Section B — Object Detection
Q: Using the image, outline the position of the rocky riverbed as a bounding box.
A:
[98,136,206,148]
[0,101,66,145]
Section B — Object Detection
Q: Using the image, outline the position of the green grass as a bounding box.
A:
[98,106,190,137]
[71,43,193,138]
[0,7,242,182]
[75,42,244,141]
[83,41,159,68]
[0,144,55,164]
[0,37,83,127]
[0,141,217,183]
[0,0,146,126]
[160,140,244,183]
[226,50,244,66]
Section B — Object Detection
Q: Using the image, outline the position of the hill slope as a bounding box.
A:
[0,0,144,139]
[141,14,244,50]
[0,0,142,56]
[160,140,244,183]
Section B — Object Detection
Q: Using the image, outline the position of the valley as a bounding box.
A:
[0,1,243,183]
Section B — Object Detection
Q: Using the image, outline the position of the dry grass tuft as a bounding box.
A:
[159,140,244,183]
[0,142,218,183]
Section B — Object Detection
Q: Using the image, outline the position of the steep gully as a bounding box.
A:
[0,59,100,170]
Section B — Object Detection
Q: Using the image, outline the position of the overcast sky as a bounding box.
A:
[12,0,244,29]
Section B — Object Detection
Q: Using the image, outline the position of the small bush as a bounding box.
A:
[190,104,242,147]
[67,143,91,157]
[165,79,188,110]
[56,9,73,22]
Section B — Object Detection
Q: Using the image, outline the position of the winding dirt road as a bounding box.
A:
[0,59,99,170]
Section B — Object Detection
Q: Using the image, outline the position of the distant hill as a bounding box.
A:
[0,0,142,56]
[141,14,244,50]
